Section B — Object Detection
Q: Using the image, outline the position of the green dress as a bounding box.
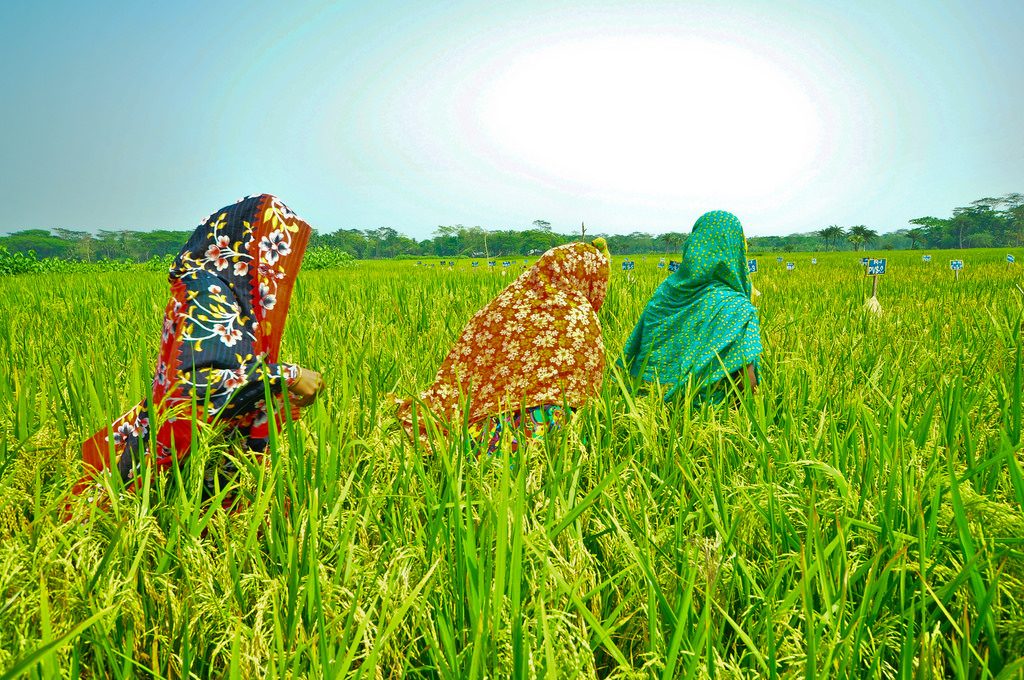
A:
[622,211,762,401]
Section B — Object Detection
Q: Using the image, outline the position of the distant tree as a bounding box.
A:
[966,232,994,248]
[532,220,551,232]
[909,216,948,249]
[817,225,846,250]
[904,227,925,250]
[1006,198,1024,246]
[948,211,973,249]
[848,225,877,250]
[847,233,865,251]
[657,232,685,254]
[0,229,72,259]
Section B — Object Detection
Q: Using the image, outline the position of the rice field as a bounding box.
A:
[1,247,1023,678]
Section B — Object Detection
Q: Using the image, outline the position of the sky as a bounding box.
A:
[2,0,1023,238]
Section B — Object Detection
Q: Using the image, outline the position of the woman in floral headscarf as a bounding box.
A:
[622,210,761,402]
[398,238,610,455]
[71,194,324,508]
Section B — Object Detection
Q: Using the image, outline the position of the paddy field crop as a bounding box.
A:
[1,248,1023,678]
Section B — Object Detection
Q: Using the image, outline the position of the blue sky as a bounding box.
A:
[2,0,1022,238]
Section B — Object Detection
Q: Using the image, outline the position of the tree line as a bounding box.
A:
[2,193,1021,262]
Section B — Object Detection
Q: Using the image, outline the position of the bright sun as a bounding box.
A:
[476,36,824,202]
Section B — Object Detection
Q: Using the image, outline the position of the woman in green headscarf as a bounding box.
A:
[621,210,762,402]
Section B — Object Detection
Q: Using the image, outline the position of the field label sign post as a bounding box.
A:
[748,259,760,297]
[1008,254,1016,269]
[865,258,886,315]
[950,259,963,281]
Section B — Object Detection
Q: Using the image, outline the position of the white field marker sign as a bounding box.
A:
[923,254,932,262]
[786,262,795,271]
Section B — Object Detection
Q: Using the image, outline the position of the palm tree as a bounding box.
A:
[848,225,877,250]
[847,234,865,251]
[905,227,925,250]
[817,225,846,251]
[658,232,678,254]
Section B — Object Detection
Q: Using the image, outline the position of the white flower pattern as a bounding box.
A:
[410,241,609,424]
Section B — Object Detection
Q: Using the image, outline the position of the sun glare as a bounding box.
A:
[476,36,824,201]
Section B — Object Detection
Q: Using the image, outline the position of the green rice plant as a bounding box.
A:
[1,248,1023,677]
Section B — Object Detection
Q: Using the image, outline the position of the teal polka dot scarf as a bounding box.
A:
[621,210,762,401]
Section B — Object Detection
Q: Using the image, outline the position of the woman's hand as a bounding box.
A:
[288,367,324,407]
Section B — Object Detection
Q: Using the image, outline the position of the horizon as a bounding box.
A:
[2,1,1022,238]
[0,219,940,243]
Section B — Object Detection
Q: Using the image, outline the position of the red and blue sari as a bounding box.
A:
[72,194,311,504]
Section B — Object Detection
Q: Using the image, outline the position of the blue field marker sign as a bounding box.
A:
[668,260,680,273]
[860,257,869,266]
[950,259,964,281]
[786,262,795,271]
[1008,254,1016,264]
[472,261,479,267]
[502,261,510,267]
[621,260,635,271]
[776,256,783,263]
[439,260,446,266]
[488,260,496,267]
[865,258,886,312]
[658,261,665,269]
[812,258,818,265]
[747,259,757,273]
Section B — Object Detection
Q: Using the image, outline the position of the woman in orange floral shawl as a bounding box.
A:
[399,239,610,454]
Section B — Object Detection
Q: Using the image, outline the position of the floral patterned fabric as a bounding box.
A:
[467,404,568,457]
[398,240,610,437]
[73,195,311,501]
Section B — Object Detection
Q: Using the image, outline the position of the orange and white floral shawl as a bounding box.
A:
[400,239,610,430]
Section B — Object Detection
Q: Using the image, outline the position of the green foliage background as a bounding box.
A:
[3,191,1022,266]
